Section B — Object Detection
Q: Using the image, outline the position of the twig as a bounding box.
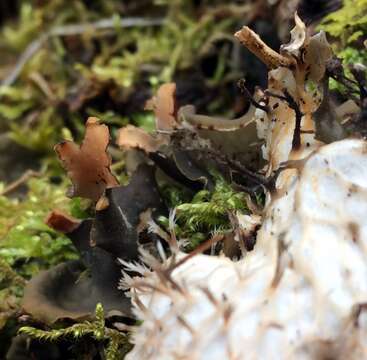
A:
[225,156,269,187]
[29,72,57,102]
[166,234,224,274]
[1,34,47,88]
[1,17,165,87]
[326,57,360,103]
[0,170,41,196]
[206,147,269,188]
[235,26,295,69]
[50,17,164,36]
[350,64,367,101]
[237,79,269,112]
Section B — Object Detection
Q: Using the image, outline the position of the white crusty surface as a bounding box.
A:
[124,139,367,360]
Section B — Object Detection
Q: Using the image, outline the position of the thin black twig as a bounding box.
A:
[350,64,367,102]
[225,155,269,187]
[326,57,361,103]
[166,234,224,274]
[237,79,269,112]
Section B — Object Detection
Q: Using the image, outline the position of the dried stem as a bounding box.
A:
[0,170,41,196]
[235,26,295,69]
[237,79,269,112]
[167,234,224,274]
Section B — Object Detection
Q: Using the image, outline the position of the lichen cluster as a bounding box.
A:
[0,1,366,359]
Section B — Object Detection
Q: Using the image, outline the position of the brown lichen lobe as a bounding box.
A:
[117,125,167,153]
[144,82,178,131]
[54,117,118,201]
[45,209,80,233]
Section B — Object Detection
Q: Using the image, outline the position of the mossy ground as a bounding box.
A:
[0,0,366,358]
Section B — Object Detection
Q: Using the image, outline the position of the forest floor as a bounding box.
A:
[0,1,366,359]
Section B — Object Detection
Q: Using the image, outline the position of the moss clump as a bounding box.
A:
[19,303,131,360]
[318,0,367,42]
[0,176,90,333]
[160,173,249,249]
[0,177,88,276]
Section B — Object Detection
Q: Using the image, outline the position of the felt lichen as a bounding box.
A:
[122,15,367,360]
[55,117,119,202]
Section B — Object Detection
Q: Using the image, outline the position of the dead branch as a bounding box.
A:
[235,26,295,69]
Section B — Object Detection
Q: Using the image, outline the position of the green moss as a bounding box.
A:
[1,1,364,356]
[329,47,367,92]
[318,0,367,93]
[0,1,125,152]
[0,258,26,330]
[0,86,36,120]
[2,3,43,51]
[77,8,235,86]
[175,178,247,232]
[0,175,90,333]
[0,177,83,277]
[19,303,132,360]
[160,173,249,249]
[0,1,243,153]
[318,0,367,43]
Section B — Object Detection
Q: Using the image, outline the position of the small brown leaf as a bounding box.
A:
[117,125,168,153]
[55,117,118,201]
[145,83,178,131]
[45,210,80,233]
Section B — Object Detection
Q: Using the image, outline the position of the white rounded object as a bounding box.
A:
[124,139,367,360]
